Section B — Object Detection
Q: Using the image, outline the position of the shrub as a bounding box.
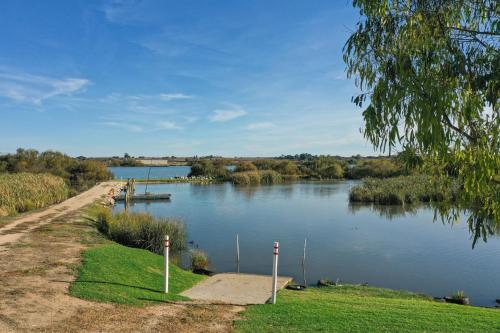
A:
[95,209,187,254]
[0,173,69,216]
[235,161,257,172]
[189,159,229,179]
[190,250,209,270]
[229,170,283,185]
[349,175,455,205]
[0,148,112,195]
[347,159,403,179]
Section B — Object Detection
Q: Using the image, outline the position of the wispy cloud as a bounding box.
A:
[157,121,182,130]
[247,122,275,130]
[101,92,193,103]
[99,120,182,132]
[99,121,143,132]
[0,67,90,105]
[159,93,193,101]
[209,104,247,122]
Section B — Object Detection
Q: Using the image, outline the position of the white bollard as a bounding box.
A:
[271,241,279,304]
[236,234,240,273]
[164,235,170,293]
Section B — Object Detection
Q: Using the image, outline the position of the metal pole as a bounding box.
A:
[271,241,279,304]
[164,235,169,293]
[236,234,240,273]
[302,238,307,286]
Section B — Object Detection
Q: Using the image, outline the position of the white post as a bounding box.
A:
[302,238,307,286]
[271,241,279,304]
[164,235,169,293]
[236,234,240,273]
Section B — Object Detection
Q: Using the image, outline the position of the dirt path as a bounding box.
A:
[0,184,242,332]
[0,182,119,251]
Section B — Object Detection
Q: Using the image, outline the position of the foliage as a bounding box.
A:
[70,243,206,305]
[0,148,112,195]
[96,208,187,254]
[344,1,499,222]
[0,173,68,216]
[107,157,143,167]
[349,175,456,205]
[190,249,209,270]
[229,170,283,185]
[235,161,258,172]
[300,156,345,179]
[346,158,403,179]
[188,159,229,179]
[236,285,500,332]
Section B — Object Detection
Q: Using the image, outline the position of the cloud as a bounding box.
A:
[159,93,193,101]
[157,121,182,130]
[209,104,247,122]
[247,122,275,130]
[0,68,90,105]
[100,121,143,132]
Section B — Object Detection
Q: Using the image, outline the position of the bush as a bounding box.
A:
[190,249,209,270]
[0,173,69,216]
[95,209,187,254]
[235,161,258,172]
[347,159,403,179]
[0,148,112,194]
[189,159,229,179]
[349,175,456,205]
[229,170,283,185]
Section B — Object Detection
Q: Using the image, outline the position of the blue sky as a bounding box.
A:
[0,0,375,157]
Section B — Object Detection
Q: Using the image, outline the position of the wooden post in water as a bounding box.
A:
[302,238,307,286]
[271,241,279,304]
[164,235,170,293]
[236,234,240,273]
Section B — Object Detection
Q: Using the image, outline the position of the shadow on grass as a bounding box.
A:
[67,279,163,293]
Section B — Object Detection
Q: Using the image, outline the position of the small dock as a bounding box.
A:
[114,178,171,202]
[113,193,171,201]
[181,273,292,305]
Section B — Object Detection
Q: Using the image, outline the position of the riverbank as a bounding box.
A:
[0,199,241,332]
[116,177,216,184]
[236,285,500,332]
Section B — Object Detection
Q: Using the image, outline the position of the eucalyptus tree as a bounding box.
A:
[344,0,499,239]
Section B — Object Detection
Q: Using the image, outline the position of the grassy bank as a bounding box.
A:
[0,172,69,217]
[236,285,500,332]
[70,243,205,305]
[349,175,456,205]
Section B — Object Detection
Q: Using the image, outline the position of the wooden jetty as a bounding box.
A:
[114,193,171,201]
[114,177,171,202]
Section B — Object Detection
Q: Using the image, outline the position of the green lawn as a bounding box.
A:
[70,243,206,305]
[236,285,500,333]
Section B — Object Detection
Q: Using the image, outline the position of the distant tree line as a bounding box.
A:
[189,155,405,181]
[0,148,112,195]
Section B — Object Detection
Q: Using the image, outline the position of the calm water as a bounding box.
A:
[109,166,191,179]
[111,170,500,306]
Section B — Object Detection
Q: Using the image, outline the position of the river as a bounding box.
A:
[110,166,500,306]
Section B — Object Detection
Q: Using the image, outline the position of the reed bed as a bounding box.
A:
[229,170,283,185]
[94,207,186,254]
[349,175,456,205]
[0,173,68,216]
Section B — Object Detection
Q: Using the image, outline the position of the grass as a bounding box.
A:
[70,243,206,305]
[236,285,500,333]
[94,206,187,254]
[0,172,68,217]
[349,174,457,205]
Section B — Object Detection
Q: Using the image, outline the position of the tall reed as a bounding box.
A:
[0,173,68,216]
[94,207,186,254]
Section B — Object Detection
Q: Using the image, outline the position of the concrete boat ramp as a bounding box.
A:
[181,273,292,305]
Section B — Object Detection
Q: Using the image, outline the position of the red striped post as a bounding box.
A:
[164,235,170,293]
[271,241,279,304]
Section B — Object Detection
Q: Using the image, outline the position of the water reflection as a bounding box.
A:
[113,181,500,306]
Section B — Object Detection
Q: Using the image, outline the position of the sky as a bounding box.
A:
[0,0,376,157]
